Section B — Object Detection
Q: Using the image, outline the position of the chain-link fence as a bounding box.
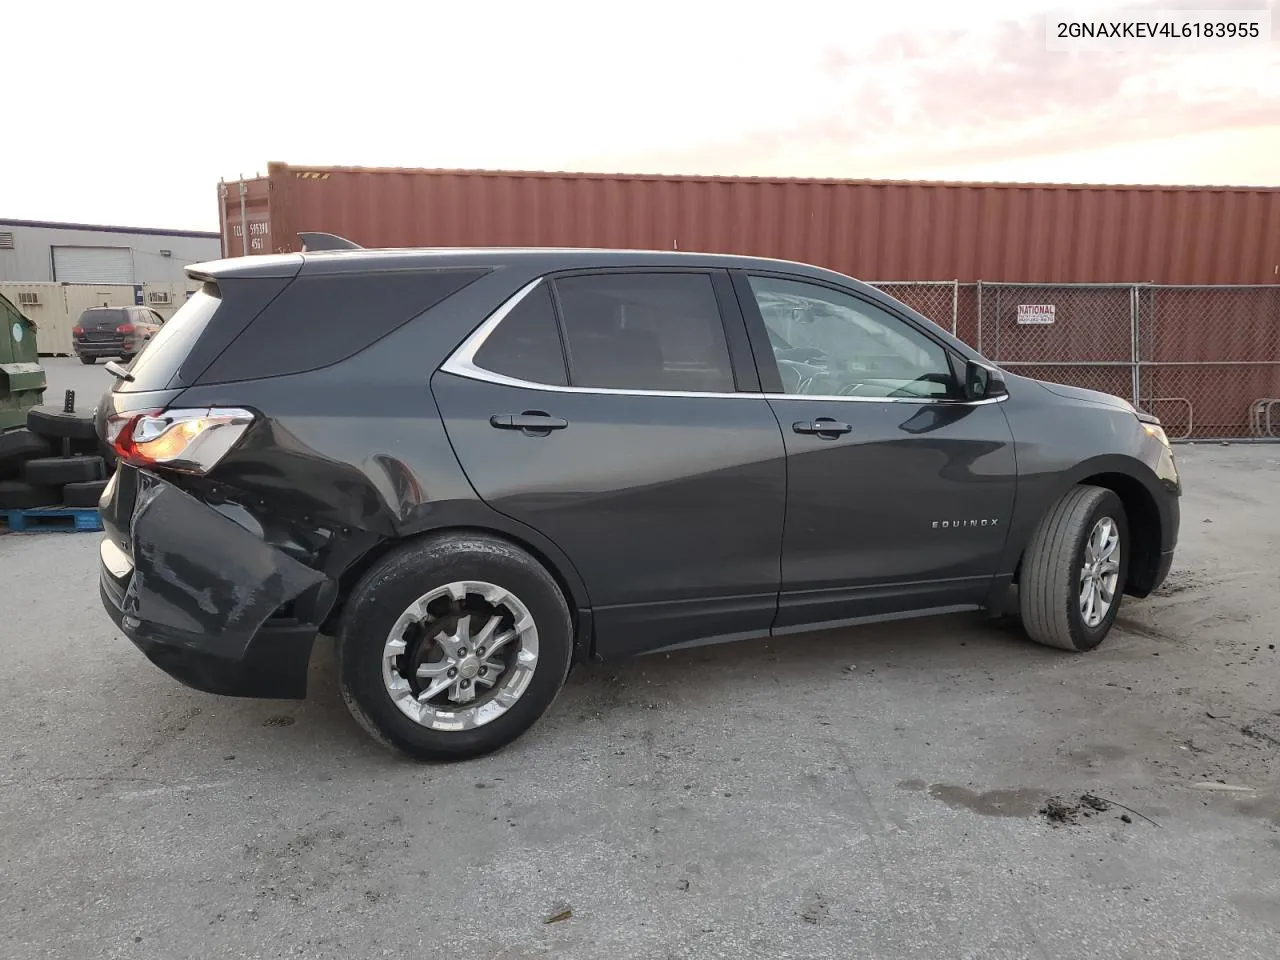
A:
[867,281,958,335]
[863,280,1278,440]
[1138,285,1280,439]
[974,283,1138,423]
[964,281,1280,440]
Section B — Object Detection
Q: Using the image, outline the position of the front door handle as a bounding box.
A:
[792,418,852,438]
[490,412,569,435]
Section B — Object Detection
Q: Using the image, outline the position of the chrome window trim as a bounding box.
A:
[439,276,1009,406]
[764,392,1009,406]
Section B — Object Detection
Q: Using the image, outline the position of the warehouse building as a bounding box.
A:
[0,219,219,285]
[0,219,221,356]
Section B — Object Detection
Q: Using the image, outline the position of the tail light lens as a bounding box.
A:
[72,326,85,337]
[105,407,255,474]
[116,323,135,334]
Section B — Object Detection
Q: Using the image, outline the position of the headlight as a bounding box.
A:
[1142,422,1170,447]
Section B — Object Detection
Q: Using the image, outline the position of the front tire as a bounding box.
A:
[1019,485,1128,652]
[337,533,573,761]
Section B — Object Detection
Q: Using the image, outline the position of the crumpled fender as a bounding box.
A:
[125,478,327,662]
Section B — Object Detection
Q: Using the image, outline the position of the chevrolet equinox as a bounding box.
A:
[95,242,1180,760]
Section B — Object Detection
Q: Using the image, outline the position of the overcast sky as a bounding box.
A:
[2,0,1276,232]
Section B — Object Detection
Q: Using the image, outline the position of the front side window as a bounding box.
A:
[553,273,735,393]
[748,276,957,399]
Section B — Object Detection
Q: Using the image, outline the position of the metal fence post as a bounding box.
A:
[976,281,984,354]
[994,284,1002,361]
[1130,284,1140,406]
[951,280,959,336]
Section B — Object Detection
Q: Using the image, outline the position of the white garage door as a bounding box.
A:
[51,246,135,284]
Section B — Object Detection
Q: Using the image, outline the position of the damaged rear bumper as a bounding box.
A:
[98,469,331,699]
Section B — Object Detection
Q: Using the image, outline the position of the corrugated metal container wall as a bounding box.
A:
[218,164,1280,285]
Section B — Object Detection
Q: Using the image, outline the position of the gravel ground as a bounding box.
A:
[2,372,1278,959]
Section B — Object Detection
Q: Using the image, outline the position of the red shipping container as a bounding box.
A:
[217,163,1280,285]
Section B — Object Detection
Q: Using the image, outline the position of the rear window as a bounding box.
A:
[114,285,221,393]
[80,308,129,329]
[195,269,488,384]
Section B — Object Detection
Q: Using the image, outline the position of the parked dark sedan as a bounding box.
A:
[94,243,1180,760]
[73,306,163,364]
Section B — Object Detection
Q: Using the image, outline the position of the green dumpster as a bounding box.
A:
[0,292,47,432]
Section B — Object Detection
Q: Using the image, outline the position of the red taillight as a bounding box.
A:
[106,407,255,474]
[106,410,162,464]
[72,326,85,337]
[116,323,135,334]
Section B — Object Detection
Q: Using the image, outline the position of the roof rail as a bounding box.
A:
[298,232,363,252]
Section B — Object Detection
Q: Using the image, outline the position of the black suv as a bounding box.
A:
[73,306,164,364]
[95,245,1180,760]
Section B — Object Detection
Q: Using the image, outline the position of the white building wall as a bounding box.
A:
[0,221,219,284]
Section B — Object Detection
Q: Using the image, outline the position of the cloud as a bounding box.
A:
[579,4,1280,182]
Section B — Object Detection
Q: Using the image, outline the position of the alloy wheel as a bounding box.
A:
[381,580,539,731]
[1079,516,1121,628]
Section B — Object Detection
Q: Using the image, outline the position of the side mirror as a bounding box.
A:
[964,361,1007,401]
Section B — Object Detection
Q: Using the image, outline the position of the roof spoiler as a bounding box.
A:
[298,231,362,252]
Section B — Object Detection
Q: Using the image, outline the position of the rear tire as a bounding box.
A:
[337,533,574,761]
[79,356,96,365]
[1019,485,1128,652]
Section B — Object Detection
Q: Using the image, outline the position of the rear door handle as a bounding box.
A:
[792,418,852,438]
[490,412,569,433]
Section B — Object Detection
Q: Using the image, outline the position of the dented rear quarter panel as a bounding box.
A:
[166,265,595,611]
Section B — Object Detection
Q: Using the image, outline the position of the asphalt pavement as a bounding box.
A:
[38,356,115,413]
[1,375,1277,959]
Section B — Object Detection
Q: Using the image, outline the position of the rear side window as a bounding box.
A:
[553,273,734,393]
[197,269,487,384]
[472,284,568,386]
[114,285,221,393]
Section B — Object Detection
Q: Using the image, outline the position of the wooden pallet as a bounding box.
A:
[0,506,103,533]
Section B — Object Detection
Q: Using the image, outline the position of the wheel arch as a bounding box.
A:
[1072,471,1164,597]
[323,505,595,659]
[1006,454,1169,599]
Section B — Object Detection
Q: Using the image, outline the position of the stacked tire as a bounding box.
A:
[0,403,113,512]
